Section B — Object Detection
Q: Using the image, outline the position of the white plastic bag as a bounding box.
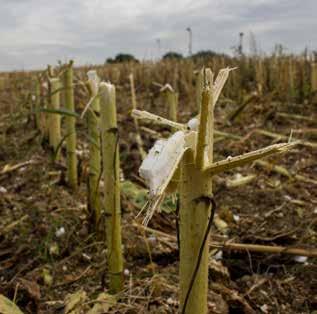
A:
[139,131,186,196]
[87,70,100,96]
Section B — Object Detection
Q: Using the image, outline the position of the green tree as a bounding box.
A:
[162,52,183,60]
[106,53,139,64]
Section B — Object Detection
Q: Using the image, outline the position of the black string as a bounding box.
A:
[175,195,180,253]
[181,197,216,314]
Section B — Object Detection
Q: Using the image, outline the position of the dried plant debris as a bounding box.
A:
[0,61,316,313]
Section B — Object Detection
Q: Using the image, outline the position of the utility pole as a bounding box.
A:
[238,32,244,56]
[156,38,161,60]
[186,27,192,56]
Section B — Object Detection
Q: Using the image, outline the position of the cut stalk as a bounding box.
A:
[64,61,78,189]
[170,92,178,122]
[160,84,181,194]
[161,84,178,122]
[210,241,317,258]
[0,77,5,90]
[34,78,41,130]
[203,142,298,176]
[179,152,212,314]
[134,224,317,258]
[87,72,101,230]
[40,78,49,141]
[100,82,124,294]
[196,88,211,169]
[48,78,61,160]
[129,73,146,160]
[205,69,214,161]
[134,65,298,313]
[132,109,186,130]
[179,70,214,314]
[311,63,317,103]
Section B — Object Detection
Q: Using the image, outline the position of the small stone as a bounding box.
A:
[49,242,59,256]
[55,227,65,237]
[213,250,223,261]
[260,304,269,313]
[0,186,7,193]
[293,255,308,263]
[167,297,174,305]
[233,214,240,222]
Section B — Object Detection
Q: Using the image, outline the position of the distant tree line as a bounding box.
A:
[105,50,227,64]
[106,53,139,64]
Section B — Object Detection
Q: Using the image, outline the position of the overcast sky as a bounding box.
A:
[0,0,316,71]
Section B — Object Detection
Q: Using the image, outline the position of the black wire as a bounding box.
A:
[181,197,216,314]
[175,195,180,252]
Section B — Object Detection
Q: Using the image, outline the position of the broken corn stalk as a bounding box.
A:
[203,142,298,175]
[64,61,78,190]
[100,82,123,294]
[48,77,61,160]
[134,66,297,314]
[179,70,214,314]
[129,73,146,160]
[86,70,101,230]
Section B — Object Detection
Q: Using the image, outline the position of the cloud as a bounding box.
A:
[0,0,316,71]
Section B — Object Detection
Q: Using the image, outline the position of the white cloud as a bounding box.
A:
[0,0,316,70]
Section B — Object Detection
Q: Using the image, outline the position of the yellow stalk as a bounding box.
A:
[100,82,124,294]
[64,61,78,189]
[48,78,61,160]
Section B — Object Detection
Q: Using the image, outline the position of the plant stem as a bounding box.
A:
[87,82,101,231]
[34,78,41,130]
[100,82,124,294]
[179,151,212,314]
[196,88,211,170]
[64,61,78,189]
[129,73,146,160]
[311,62,317,103]
[165,88,178,122]
[48,78,61,160]
[179,68,214,314]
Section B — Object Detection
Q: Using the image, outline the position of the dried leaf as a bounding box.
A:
[0,294,24,314]
[214,215,229,234]
[64,289,87,314]
[226,174,256,188]
[87,293,116,314]
[42,268,53,287]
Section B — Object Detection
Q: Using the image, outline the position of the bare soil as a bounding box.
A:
[0,71,316,313]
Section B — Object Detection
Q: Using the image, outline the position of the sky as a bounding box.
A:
[0,0,316,71]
